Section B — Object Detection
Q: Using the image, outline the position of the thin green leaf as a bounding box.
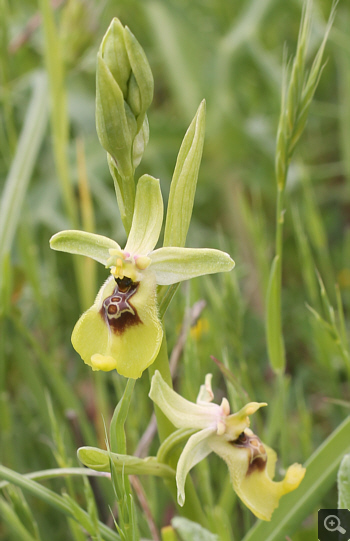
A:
[110,379,135,455]
[266,256,285,373]
[0,73,48,282]
[163,100,206,248]
[338,454,350,509]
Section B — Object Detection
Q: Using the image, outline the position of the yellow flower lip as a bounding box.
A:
[50,175,235,380]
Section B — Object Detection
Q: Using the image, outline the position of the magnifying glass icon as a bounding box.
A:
[324,514,346,534]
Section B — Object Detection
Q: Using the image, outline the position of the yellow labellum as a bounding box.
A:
[71,272,162,379]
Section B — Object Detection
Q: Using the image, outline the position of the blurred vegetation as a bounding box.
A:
[0,0,349,540]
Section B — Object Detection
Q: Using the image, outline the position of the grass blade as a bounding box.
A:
[0,73,48,278]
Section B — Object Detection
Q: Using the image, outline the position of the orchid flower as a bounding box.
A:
[50,175,234,379]
[149,370,306,521]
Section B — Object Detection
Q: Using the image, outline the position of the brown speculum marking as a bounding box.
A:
[231,431,267,475]
[100,277,141,334]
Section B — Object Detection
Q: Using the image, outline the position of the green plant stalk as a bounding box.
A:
[272,185,286,372]
[0,466,120,541]
[108,160,135,235]
[269,184,288,466]
[242,415,350,541]
[148,334,174,442]
[0,468,110,491]
[109,377,135,527]
[158,284,180,319]
[148,334,209,528]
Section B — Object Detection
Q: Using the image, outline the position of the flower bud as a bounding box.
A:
[96,18,154,179]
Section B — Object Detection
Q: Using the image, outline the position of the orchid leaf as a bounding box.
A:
[164,100,206,248]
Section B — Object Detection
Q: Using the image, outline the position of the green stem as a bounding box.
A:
[0,468,109,491]
[148,333,209,529]
[275,184,287,465]
[109,378,136,496]
[148,334,174,442]
[157,429,196,464]
[277,371,288,468]
[158,283,180,319]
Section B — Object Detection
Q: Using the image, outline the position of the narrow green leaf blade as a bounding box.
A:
[0,73,48,271]
[110,379,135,455]
[266,256,285,373]
[338,454,350,509]
[164,100,206,248]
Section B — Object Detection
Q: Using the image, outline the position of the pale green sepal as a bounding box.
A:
[77,447,175,478]
[124,26,154,127]
[149,247,235,285]
[50,230,121,264]
[96,53,134,179]
[133,115,149,169]
[176,427,213,506]
[171,517,219,541]
[125,174,163,255]
[338,454,350,509]
[100,18,131,96]
[164,100,206,248]
[149,370,219,429]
